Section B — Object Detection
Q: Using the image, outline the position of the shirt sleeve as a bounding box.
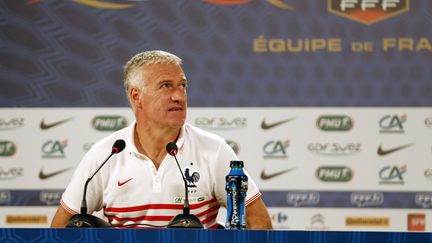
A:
[212,140,261,209]
[61,148,104,215]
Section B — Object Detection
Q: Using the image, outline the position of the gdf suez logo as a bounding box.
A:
[379,114,406,133]
[328,0,409,25]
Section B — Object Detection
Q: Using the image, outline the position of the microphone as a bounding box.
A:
[166,142,203,228]
[66,139,126,228]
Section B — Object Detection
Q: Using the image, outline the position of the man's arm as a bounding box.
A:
[246,197,273,230]
[50,205,74,228]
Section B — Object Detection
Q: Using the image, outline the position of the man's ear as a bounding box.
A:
[130,87,141,109]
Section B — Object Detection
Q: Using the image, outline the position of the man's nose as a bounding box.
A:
[171,87,186,101]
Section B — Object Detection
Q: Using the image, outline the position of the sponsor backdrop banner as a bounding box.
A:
[0,107,431,231]
[0,0,431,230]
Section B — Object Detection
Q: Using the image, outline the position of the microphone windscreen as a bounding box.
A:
[166,142,178,156]
[112,139,126,154]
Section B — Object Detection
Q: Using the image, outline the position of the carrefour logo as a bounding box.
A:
[0,141,16,157]
[316,115,353,131]
[328,0,409,25]
[316,166,353,182]
[92,116,127,131]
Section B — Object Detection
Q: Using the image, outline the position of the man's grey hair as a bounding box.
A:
[123,50,183,105]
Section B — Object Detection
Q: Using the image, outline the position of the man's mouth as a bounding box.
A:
[168,107,183,111]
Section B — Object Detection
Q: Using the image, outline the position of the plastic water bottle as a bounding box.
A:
[225,160,248,229]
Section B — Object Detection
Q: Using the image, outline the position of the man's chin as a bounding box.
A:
[167,119,186,128]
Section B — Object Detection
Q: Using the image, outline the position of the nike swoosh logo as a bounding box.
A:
[260,168,296,180]
[117,178,133,186]
[377,143,414,156]
[39,168,72,180]
[40,118,73,130]
[261,118,296,130]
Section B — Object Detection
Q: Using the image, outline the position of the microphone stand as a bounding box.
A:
[66,140,125,227]
[167,144,203,228]
[66,153,115,227]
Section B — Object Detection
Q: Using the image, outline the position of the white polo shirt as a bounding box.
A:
[61,122,261,228]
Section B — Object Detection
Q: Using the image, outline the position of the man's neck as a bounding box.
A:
[134,122,181,169]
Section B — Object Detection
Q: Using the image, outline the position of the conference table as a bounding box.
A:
[0,228,430,243]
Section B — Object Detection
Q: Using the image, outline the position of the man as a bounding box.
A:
[51,50,272,229]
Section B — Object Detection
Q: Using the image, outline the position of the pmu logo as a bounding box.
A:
[0,118,24,130]
[350,192,384,207]
[263,139,290,158]
[379,165,406,184]
[92,116,127,131]
[379,114,406,133]
[415,193,432,208]
[287,192,320,207]
[39,191,62,205]
[308,143,361,156]
[41,140,67,158]
[316,166,353,182]
[328,0,409,25]
[0,141,17,157]
[194,117,247,130]
[316,115,353,131]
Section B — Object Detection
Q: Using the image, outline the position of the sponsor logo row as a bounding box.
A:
[196,114,431,133]
[261,164,432,184]
[0,190,62,206]
[2,115,432,132]
[0,116,128,131]
[2,164,432,185]
[0,139,425,159]
[271,212,426,231]
[263,191,432,210]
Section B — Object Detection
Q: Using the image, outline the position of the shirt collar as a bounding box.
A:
[128,121,186,159]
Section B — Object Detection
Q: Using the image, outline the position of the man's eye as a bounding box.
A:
[161,83,171,89]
